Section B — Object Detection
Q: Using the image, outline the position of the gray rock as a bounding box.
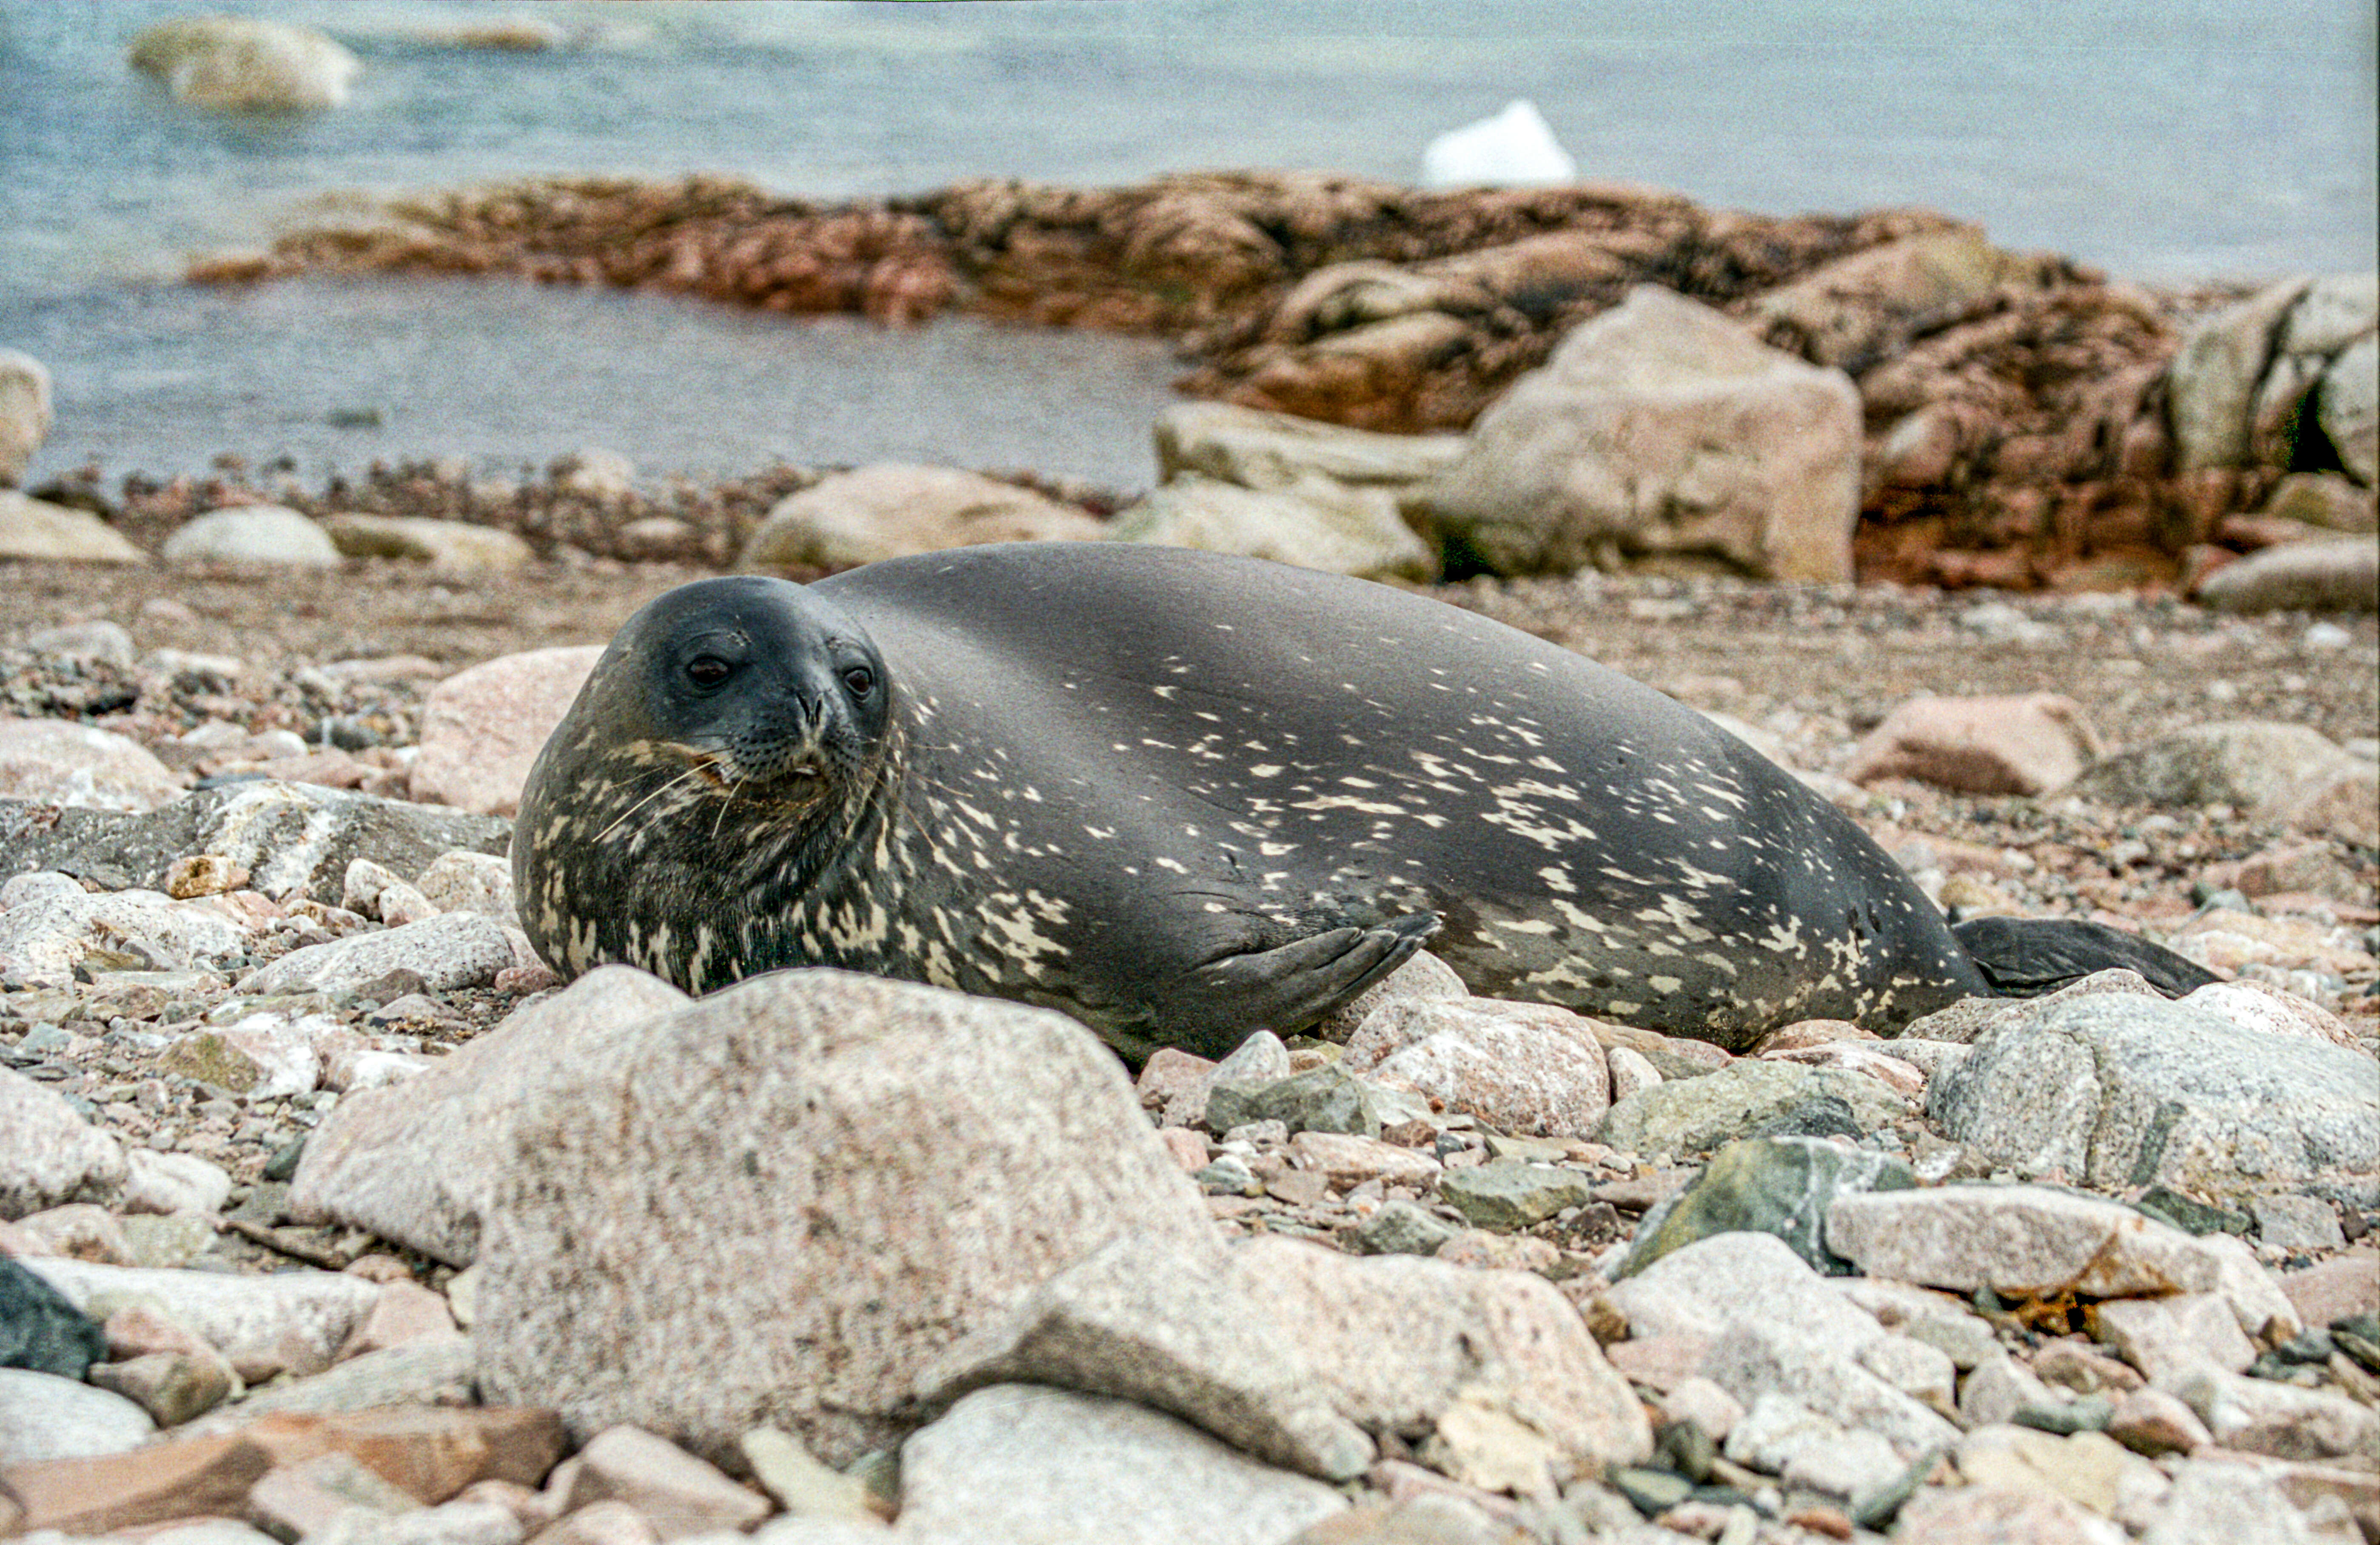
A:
[2096,1293,2257,1380]
[0,779,510,900]
[1855,1334,1958,1418]
[23,1258,380,1379]
[1436,1161,1592,1231]
[2251,1194,2348,1254]
[740,464,1102,571]
[1699,1317,1958,1460]
[1898,969,2161,1045]
[1347,1199,1461,1256]
[1364,1000,1611,1138]
[1109,474,1438,583]
[1213,1063,1383,1139]
[412,851,517,922]
[183,1338,476,1429]
[0,1066,127,1218]
[1961,1353,2066,1431]
[236,913,515,996]
[0,1256,105,1378]
[896,1385,1347,1545]
[915,1230,1375,1481]
[1598,1060,1910,1158]
[1616,1135,1915,1276]
[2138,1459,2335,1545]
[1827,1185,2299,1341]
[0,882,249,988]
[321,515,533,572]
[0,1368,157,1465]
[2280,273,2380,358]
[1421,285,1863,582]
[1154,400,1468,495]
[2162,1365,2380,1462]
[0,717,184,814]
[26,620,135,671]
[1927,993,2380,1192]
[160,505,343,567]
[1223,1235,1652,1493]
[121,1148,234,1217]
[1605,1230,1885,1348]
[2260,471,2379,533]
[470,969,1215,1469]
[1200,1031,1295,1132]
[2069,720,2360,818]
[2197,537,2378,614]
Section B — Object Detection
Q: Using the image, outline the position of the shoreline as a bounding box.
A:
[170,170,2374,591]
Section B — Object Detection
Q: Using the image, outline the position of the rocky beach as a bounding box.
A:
[6,9,2380,1545]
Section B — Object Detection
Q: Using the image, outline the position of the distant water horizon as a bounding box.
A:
[5,0,2374,489]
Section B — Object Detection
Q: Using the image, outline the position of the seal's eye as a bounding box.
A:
[685,655,733,688]
[842,666,875,698]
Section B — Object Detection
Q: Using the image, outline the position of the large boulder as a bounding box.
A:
[1928,992,2380,1194]
[406,646,602,817]
[1420,286,1862,581]
[1107,474,1437,580]
[126,17,360,111]
[0,350,51,487]
[739,464,1103,570]
[469,969,1214,1468]
[0,491,148,565]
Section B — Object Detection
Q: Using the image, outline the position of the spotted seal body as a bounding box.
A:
[516,542,1996,1058]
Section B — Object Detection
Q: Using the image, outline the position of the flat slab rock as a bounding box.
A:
[0,781,509,898]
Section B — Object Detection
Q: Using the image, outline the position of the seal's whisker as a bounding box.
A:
[710,771,747,841]
[595,763,710,845]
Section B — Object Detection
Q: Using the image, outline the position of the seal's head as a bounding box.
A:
[611,575,890,797]
[514,576,898,986]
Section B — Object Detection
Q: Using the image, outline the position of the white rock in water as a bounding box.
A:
[0,348,52,487]
[1420,99,1577,188]
[126,17,361,111]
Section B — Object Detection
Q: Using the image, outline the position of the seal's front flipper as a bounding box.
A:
[1951,915,2218,999]
[1168,912,1442,1058]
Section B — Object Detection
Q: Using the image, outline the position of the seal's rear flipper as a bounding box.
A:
[1950,915,2219,999]
[1171,911,1442,1057]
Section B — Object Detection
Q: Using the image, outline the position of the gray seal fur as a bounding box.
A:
[515,543,1989,1058]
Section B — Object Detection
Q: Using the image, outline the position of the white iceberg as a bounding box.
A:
[1419,98,1578,189]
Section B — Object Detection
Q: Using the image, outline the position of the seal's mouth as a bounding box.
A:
[692,750,826,800]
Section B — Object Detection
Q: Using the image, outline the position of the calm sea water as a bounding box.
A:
[3,0,2374,488]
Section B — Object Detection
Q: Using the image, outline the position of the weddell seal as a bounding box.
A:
[514,543,2211,1059]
